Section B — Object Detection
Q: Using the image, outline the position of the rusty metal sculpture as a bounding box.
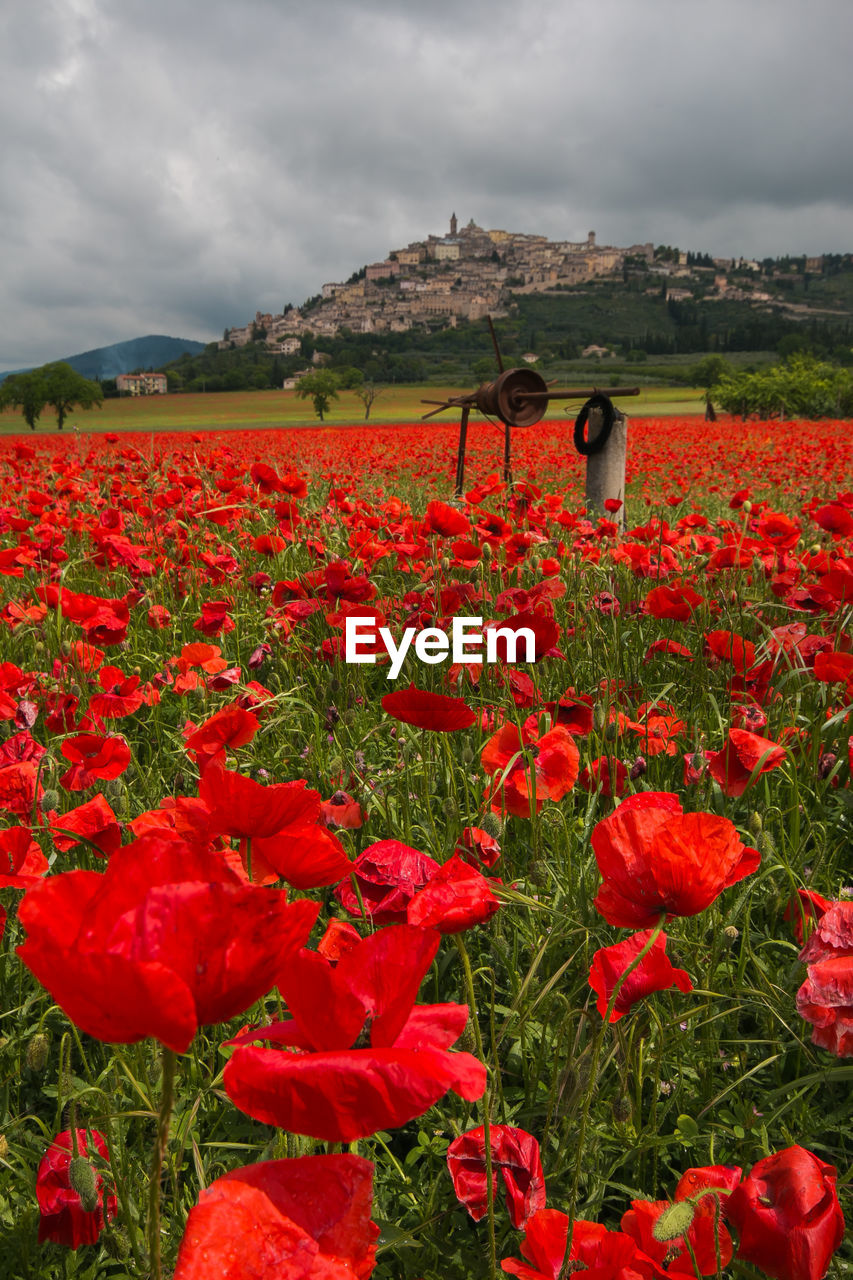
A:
[421,318,640,496]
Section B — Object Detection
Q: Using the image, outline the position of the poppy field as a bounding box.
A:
[0,411,851,1279]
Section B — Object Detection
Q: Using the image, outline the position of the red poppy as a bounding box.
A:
[785,888,832,945]
[193,599,235,636]
[36,1129,118,1248]
[622,1175,738,1276]
[39,587,130,646]
[146,604,172,629]
[317,918,362,963]
[183,705,260,771]
[707,728,786,797]
[796,902,853,1057]
[173,1154,378,1280]
[592,792,761,927]
[223,924,485,1140]
[643,637,694,663]
[407,854,500,934]
[502,1209,661,1280]
[731,700,768,732]
[588,930,693,1022]
[320,789,365,829]
[703,629,756,673]
[456,825,501,869]
[644,583,705,621]
[382,684,476,732]
[0,825,49,887]
[813,650,853,685]
[199,762,321,838]
[543,690,594,735]
[59,732,131,792]
[49,793,122,859]
[17,836,318,1052]
[726,1146,845,1280]
[248,824,353,891]
[481,722,579,818]
[0,758,42,816]
[88,665,145,719]
[447,1124,545,1229]
[424,499,470,537]
[335,839,440,923]
[486,609,560,662]
[578,756,628,799]
[812,501,853,537]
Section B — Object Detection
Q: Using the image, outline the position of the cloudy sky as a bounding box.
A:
[3,0,852,370]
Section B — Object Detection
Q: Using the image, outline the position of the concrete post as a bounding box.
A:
[584,406,627,530]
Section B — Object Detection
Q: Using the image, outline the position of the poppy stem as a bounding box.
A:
[147,1045,177,1280]
[564,914,668,1258]
[454,935,497,1280]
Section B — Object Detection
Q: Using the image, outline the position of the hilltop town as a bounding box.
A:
[222,215,834,355]
[222,215,659,348]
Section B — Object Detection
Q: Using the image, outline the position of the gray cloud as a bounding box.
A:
[2,0,852,368]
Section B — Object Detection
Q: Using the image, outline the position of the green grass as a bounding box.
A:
[0,384,706,436]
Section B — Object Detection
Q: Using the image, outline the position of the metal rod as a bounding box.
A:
[487,316,504,373]
[519,386,641,399]
[454,404,471,499]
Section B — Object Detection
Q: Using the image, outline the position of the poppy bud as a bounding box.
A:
[528,860,548,886]
[742,500,752,514]
[69,683,82,698]
[461,744,474,766]
[479,811,502,839]
[27,1033,50,1073]
[612,1094,632,1124]
[748,811,763,837]
[530,556,540,574]
[61,639,72,656]
[102,1225,131,1261]
[41,789,60,812]
[482,541,493,561]
[442,798,458,821]
[604,723,618,742]
[758,830,776,858]
[440,557,451,572]
[68,1157,99,1213]
[652,1199,696,1243]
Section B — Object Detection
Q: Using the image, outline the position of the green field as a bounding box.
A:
[0,383,705,436]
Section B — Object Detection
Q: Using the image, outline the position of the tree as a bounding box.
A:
[41,363,103,430]
[354,382,385,421]
[472,356,497,383]
[0,369,48,430]
[294,370,340,421]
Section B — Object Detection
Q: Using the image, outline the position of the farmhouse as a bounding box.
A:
[116,372,168,395]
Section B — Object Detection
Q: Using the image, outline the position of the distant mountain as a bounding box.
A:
[0,334,208,384]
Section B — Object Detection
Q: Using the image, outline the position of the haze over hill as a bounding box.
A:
[0,335,206,385]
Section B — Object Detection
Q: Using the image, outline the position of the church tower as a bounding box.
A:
[450,211,458,236]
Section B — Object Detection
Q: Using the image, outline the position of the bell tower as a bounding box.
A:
[450,211,458,236]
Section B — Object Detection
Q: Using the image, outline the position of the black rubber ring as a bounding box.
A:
[574,393,615,456]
